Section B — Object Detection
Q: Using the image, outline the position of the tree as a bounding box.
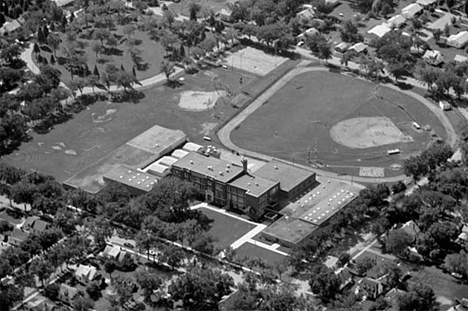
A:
[91,41,102,58]
[168,267,234,311]
[385,229,412,258]
[0,284,23,310]
[442,251,468,279]
[86,282,102,301]
[427,221,458,246]
[356,257,375,275]
[317,42,332,63]
[134,267,163,303]
[47,33,61,57]
[85,216,113,247]
[73,296,94,311]
[104,258,117,281]
[189,2,201,20]
[308,264,341,301]
[109,275,134,308]
[30,259,55,287]
[123,24,136,39]
[160,60,175,82]
[160,244,185,269]
[397,283,439,311]
[340,20,362,43]
[93,28,111,46]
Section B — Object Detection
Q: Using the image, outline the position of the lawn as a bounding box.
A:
[198,207,257,251]
[38,25,165,87]
[408,266,468,311]
[235,241,287,266]
[230,70,446,177]
[4,67,251,183]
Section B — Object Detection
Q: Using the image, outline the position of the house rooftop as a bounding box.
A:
[254,159,315,193]
[9,227,29,242]
[172,152,244,183]
[32,219,50,233]
[229,174,279,197]
[401,220,420,238]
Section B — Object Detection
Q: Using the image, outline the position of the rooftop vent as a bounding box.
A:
[119,176,123,179]
[219,171,223,176]
[255,182,259,186]
[248,182,251,186]
[190,160,194,164]
[274,165,278,170]
[128,170,132,173]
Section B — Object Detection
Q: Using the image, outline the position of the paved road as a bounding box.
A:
[216,62,456,184]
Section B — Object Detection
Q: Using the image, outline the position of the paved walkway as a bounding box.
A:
[20,44,40,74]
[217,55,458,184]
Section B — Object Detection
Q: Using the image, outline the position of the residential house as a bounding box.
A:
[447,31,468,48]
[75,264,99,284]
[58,284,79,303]
[401,3,423,19]
[348,42,368,56]
[25,295,57,311]
[101,244,122,260]
[416,0,438,6]
[336,267,354,290]
[454,55,468,63]
[30,219,51,235]
[22,216,40,231]
[296,8,315,21]
[355,277,384,300]
[423,50,444,66]
[456,224,468,245]
[0,20,22,36]
[218,8,234,22]
[297,27,319,40]
[387,14,406,29]
[334,42,350,53]
[367,24,392,39]
[7,228,29,247]
[447,298,468,311]
[400,220,421,241]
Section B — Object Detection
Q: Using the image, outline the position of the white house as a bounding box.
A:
[75,264,99,283]
[387,15,406,29]
[297,27,319,40]
[423,50,444,66]
[367,24,392,39]
[349,42,368,54]
[454,54,468,63]
[296,8,315,21]
[334,42,349,53]
[447,31,468,48]
[401,3,423,19]
[218,8,234,22]
[416,0,437,7]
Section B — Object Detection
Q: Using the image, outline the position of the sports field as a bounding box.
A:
[5,68,251,183]
[230,71,447,177]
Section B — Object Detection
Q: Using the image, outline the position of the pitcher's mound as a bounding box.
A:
[178,91,226,111]
[330,117,413,149]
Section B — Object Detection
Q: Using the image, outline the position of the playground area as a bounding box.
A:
[223,47,289,76]
[230,71,448,177]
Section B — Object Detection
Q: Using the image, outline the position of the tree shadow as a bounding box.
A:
[164,80,184,88]
[102,47,124,56]
[40,45,52,53]
[396,81,414,90]
[131,53,150,71]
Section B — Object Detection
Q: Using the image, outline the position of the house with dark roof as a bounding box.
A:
[355,277,383,300]
[7,228,29,246]
[400,220,421,241]
[30,219,51,235]
[58,284,79,303]
[336,267,354,290]
[22,216,40,231]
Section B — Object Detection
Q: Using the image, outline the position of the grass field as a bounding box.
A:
[235,242,287,266]
[230,71,447,177]
[198,207,257,251]
[5,68,251,183]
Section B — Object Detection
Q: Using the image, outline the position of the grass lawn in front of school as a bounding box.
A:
[230,70,446,177]
[198,207,257,251]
